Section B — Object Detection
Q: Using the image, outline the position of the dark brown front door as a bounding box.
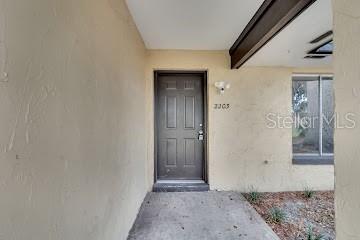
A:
[155,71,205,180]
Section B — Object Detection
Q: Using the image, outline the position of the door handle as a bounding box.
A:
[198,130,204,141]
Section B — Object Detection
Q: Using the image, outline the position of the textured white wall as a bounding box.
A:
[333,0,360,239]
[146,50,334,192]
[0,0,147,239]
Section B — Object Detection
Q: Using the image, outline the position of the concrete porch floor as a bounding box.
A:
[127,191,280,240]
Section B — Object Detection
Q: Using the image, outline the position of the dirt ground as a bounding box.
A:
[244,191,335,240]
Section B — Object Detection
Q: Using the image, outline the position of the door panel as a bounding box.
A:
[184,138,196,166]
[166,96,177,128]
[156,73,205,180]
[184,96,195,129]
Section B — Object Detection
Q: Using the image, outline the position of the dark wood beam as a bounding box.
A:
[229,0,317,69]
[309,30,333,44]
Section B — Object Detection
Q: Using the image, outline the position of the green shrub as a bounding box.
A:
[303,187,315,199]
[268,207,286,224]
[247,187,262,203]
[306,226,324,240]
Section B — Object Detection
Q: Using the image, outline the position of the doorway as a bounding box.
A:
[154,71,207,185]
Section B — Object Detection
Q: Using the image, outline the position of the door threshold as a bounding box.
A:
[156,180,205,184]
[153,181,209,192]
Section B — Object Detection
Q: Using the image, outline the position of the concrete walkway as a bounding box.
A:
[128,191,279,240]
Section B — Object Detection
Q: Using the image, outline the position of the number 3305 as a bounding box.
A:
[214,104,230,109]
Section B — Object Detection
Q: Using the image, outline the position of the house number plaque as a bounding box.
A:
[214,104,230,109]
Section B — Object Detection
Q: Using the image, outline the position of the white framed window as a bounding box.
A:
[292,74,334,165]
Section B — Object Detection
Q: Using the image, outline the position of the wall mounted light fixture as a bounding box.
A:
[214,81,231,95]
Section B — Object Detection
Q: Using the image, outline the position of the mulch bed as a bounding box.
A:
[244,191,335,240]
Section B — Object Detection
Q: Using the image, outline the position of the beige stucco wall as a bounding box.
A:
[146,50,334,192]
[0,0,147,239]
[333,0,360,239]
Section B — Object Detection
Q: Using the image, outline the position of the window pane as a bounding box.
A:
[292,79,320,154]
[315,41,333,53]
[322,77,334,153]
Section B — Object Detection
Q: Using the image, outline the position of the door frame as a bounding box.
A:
[154,70,208,183]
